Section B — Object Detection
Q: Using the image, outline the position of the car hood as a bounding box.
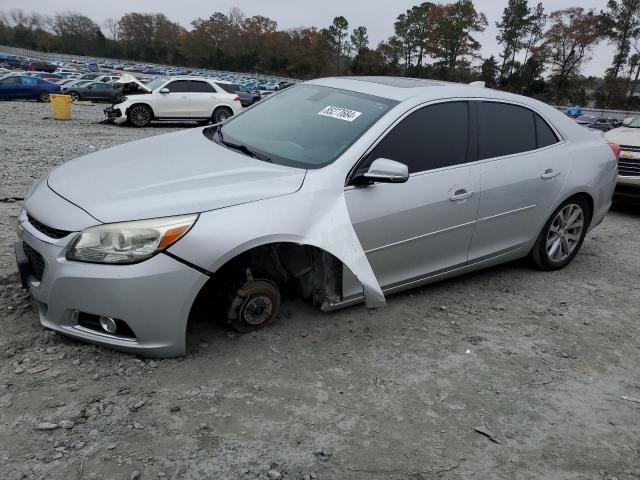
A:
[47,128,306,223]
[114,73,151,92]
[605,126,640,146]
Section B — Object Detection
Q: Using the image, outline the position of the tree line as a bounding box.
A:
[1,1,640,108]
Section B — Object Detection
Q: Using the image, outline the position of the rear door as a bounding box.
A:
[158,80,191,117]
[0,76,21,98]
[345,101,481,293]
[189,80,219,117]
[468,101,567,262]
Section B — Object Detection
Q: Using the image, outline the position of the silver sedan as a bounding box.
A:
[16,76,618,357]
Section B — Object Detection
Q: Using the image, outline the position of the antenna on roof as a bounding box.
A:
[468,81,485,88]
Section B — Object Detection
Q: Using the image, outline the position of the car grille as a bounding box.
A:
[27,214,71,239]
[23,242,45,281]
[618,145,640,177]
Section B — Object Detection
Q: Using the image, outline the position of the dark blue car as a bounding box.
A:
[0,75,61,101]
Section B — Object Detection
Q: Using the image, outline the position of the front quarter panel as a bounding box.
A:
[167,165,386,308]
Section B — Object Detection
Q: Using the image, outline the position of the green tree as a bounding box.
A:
[480,55,498,86]
[428,0,488,73]
[350,26,369,55]
[322,16,349,71]
[496,0,532,80]
[601,0,640,79]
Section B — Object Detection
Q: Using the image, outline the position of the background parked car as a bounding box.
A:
[0,75,61,101]
[64,81,121,102]
[215,81,260,107]
[575,115,622,132]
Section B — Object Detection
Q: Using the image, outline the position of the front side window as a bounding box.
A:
[0,76,20,85]
[479,102,536,159]
[165,80,191,93]
[210,84,398,169]
[360,101,470,174]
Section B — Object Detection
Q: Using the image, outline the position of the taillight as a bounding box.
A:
[233,95,240,102]
[609,143,621,160]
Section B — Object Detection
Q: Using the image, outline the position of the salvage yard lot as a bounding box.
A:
[1,100,640,480]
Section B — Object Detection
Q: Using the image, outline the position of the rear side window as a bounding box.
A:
[364,101,469,174]
[165,80,191,92]
[535,114,559,148]
[479,102,535,159]
[21,77,37,85]
[217,83,234,93]
[190,81,216,93]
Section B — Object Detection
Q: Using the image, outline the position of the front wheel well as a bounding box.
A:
[188,242,344,325]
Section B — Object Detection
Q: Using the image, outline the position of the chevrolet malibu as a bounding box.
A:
[16,76,619,357]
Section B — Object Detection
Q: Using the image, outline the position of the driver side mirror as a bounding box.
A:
[357,158,409,185]
[160,88,170,94]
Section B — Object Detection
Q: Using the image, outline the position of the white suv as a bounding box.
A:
[105,76,242,127]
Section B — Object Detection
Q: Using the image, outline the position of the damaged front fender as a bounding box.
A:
[166,167,386,309]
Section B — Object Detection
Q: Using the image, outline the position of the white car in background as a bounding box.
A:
[605,118,640,203]
[105,76,242,127]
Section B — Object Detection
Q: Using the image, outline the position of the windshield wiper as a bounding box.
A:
[216,125,272,162]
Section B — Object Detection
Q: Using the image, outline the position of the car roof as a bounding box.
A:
[307,76,537,104]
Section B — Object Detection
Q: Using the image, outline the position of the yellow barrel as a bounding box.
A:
[50,94,72,120]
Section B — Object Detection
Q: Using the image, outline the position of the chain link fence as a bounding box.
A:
[0,44,299,85]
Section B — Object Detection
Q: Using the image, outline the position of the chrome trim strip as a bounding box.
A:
[71,325,139,343]
[364,220,477,254]
[477,204,536,224]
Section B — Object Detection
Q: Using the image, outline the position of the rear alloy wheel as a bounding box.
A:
[68,91,80,102]
[227,279,281,333]
[531,197,590,270]
[38,92,50,102]
[212,106,233,124]
[128,105,152,128]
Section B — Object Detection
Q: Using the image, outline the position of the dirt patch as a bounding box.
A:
[1,100,640,479]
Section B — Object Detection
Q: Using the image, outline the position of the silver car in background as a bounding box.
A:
[15,76,618,357]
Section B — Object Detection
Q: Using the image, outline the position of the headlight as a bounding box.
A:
[66,214,197,264]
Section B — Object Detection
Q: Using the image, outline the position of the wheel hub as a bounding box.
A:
[242,296,273,325]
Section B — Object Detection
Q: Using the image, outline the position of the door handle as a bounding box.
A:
[449,189,474,202]
[541,169,561,179]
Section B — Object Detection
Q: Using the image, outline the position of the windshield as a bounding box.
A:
[146,78,166,91]
[626,117,640,128]
[210,84,398,169]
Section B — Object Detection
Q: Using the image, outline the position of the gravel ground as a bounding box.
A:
[1,100,640,480]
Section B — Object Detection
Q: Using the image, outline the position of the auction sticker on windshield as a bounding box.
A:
[318,106,363,122]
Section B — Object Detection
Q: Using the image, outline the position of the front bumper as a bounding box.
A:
[17,215,208,357]
[614,176,640,204]
[104,106,127,124]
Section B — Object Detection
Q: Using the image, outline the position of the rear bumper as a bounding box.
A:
[17,216,208,357]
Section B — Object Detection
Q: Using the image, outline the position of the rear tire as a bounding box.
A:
[227,279,280,333]
[212,106,233,124]
[68,91,80,102]
[38,92,50,102]
[127,104,152,128]
[531,196,591,270]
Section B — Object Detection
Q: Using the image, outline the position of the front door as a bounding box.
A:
[158,80,191,117]
[468,101,569,261]
[344,101,480,296]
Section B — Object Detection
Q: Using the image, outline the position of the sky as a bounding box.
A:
[1,0,615,76]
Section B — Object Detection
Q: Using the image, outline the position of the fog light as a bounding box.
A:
[99,316,117,334]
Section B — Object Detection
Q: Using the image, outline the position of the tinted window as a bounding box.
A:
[0,76,20,84]
[363,102,469,174]
[216,83,235,93]
[165,80,191,92]
[190,81,216,93]
[535,114,559,148]
[479,102,535,159]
